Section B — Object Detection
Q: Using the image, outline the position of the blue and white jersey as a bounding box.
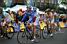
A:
[21,10,35,23]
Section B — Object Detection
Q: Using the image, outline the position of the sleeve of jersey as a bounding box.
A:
[28,14,33,23]
[28,13,36,23]
[21,14,29,22]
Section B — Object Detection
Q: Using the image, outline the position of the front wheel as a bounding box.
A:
[17,31,28,44]
[6,26,14,39]
[42,27,48,39]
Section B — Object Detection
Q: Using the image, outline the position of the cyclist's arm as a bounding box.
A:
[21,14,29,22]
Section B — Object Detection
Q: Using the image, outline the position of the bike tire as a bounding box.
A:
[42,27,48,39]
[17,31,28,44]
[6,26,14,39]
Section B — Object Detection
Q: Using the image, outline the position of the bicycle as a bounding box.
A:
[0,20,14,39]
[17,22,34,44]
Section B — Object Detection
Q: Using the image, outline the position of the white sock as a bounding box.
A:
[59,28,61,31]
[34,36,36,39]
[50,34,53,36]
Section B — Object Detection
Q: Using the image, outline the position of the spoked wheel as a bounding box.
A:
[39,29,44,39]
[42,28,48,39]
[17,31,28,44]
[42,30,47,39]
[6,26,14,39]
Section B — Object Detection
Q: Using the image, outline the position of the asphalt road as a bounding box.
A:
[0,28,67,44]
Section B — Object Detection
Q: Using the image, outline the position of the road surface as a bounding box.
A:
[0,28,67,44]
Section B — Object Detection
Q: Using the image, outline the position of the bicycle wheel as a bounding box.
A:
[42,27,48,39]
[17,31,28,44]
[6,26,14,39]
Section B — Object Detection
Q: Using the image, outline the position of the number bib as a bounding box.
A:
[20,23,25,32]
[40,21,46,29]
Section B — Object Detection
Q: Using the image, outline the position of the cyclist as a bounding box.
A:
[21,6,37,42]
[1,10,16,39]
[0,7,5,38]
[47,10,55,37]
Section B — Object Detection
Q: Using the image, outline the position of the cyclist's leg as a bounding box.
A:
[49,19,54,37]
